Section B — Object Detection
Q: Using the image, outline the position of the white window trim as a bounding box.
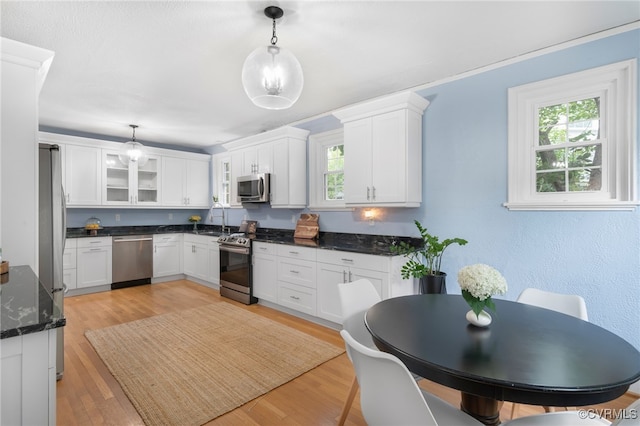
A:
[505,59,638,211]
[308,129,352,211]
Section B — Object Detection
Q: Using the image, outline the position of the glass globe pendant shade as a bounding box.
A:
[118,141,149,167]
[242,45,303,110]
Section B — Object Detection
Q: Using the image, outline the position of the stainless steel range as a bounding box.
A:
[218,233,257,305]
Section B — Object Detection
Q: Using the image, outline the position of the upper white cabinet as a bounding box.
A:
[64,144,102,206]
[218,126,309,209]
[161,156,210,208]
[102,150,160,206]
[333,91,429,207]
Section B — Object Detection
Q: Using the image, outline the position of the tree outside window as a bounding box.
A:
[325,144,344,201]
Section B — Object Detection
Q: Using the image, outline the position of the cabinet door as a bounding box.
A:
[77,247,112,287]
[230,151,243,207]
[103,150,131,205]
[185,159,210,207]
[343,118,373,204]
[153,241,182,277]
[136,156,160,205]
[65,145,102,205]
[371,110,407,203]
[316,262,348,323]
[161,157,186,206]
[349,267,385,299]
[63,268,77,291]
[253,252,277,303]
[256,143,273,173]
[208,244,220,285]
[183,242,208,280]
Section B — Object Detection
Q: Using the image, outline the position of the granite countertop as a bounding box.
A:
[67,225,421,256]
[1,265,66,339]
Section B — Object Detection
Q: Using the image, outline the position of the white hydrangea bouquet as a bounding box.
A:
[458,264,507,318]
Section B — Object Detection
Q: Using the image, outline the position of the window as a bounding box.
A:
[220,160,231,205]
[308,129,350,210]
[505,59,637,211]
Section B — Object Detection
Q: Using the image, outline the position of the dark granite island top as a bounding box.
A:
[1,265,66,339]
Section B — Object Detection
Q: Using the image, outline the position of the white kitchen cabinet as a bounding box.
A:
[316,250,388,324]
[64,144,102,206]
[220,126,310,209]
[161,156,210,207]
[102,150,160,206]
[334,91,429,207]
[276,245,317,315]
[270,135,307,208]
[207,236,220,285]
[1,329,57,426]
[252,242,278,303]
[153,234,183,278]
[76,237,112,288]
[183,234,209,281]
[62,239,77,292]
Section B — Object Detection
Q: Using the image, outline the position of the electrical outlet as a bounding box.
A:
[291,214,296,224]
[168,213,173,220]
[115,214,120,222]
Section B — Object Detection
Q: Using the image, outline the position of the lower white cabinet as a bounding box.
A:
[252,242,277,303]
[76,237,112,288]
[207,236,220,285]
[1,329,57,425]
[63,239,77,291]
[153,234,183,277]
[183,234,209,281]
[276,245,317,315]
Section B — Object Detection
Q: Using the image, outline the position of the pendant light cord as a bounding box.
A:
[271,18,278,45]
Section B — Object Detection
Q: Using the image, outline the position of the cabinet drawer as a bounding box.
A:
[183,233,209,244]
[278,283,317,316]
[153,233,182,243]
[253,241,277,255]
[77,236,111,248]
[277,258,316,289]
[277,245,316,262]
[316,249,389,273]
[64,239,77,249]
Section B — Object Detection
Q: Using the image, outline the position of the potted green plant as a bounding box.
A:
[391,220,468,294]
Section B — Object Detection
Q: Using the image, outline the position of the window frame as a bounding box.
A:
[505,59,638,211]
[308,129,351,210]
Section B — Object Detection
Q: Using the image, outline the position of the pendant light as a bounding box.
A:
[118,124,148,167]
[241,6,303,110]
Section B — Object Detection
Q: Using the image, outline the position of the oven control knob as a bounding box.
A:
[218,236,227,243]
[237,238,247,245]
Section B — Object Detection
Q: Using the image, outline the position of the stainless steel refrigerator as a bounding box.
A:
[39,143,66,380]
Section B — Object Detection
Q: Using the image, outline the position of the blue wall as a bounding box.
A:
[68,29,639,352]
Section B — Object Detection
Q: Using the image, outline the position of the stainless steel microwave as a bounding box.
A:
[237,173,270,203]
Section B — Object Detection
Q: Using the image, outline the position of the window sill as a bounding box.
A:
[503,201,639,211]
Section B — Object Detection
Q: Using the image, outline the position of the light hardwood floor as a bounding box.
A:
[58,280,637,425]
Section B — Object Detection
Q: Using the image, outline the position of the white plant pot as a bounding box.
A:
[466,309,492,327]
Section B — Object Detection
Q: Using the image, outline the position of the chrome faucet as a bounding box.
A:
[209,202,226,234]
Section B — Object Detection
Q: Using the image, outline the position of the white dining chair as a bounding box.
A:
[336,279,382,426]
[340,329,483,426]
[503,397,640,425]
[511,287,589,419]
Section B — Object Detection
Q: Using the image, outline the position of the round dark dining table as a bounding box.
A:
[365,294,640,426]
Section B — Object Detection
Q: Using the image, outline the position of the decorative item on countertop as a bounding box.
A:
[188,215,201,231]
[294,213,319,239]
[458,264,507,327]
[85,217,102,236]
[390,220,467,294]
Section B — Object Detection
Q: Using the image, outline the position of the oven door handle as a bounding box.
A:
[219,245,250,255]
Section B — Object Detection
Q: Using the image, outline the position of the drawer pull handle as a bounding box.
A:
[290,270,299,274]
[290,295,300,301]
[289,251,299,255]
[341,258,354,263]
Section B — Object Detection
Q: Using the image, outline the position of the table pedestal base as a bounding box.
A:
[460,392,503,426]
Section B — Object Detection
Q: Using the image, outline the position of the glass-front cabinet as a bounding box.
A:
[102,150,160,205]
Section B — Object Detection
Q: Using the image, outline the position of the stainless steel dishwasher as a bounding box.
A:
[112,235,153,289]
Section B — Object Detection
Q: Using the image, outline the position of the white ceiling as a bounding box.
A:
[1,1,638,150]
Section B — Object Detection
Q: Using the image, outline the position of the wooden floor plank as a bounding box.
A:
[57,279,635,425]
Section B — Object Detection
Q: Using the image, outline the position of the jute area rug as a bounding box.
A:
[85,303,344,426]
